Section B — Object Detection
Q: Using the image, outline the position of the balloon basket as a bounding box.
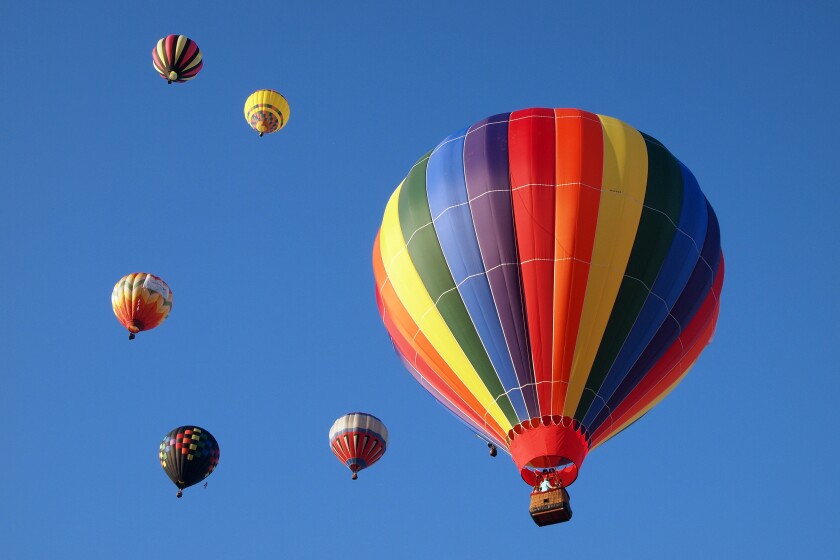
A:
[529,487,572,526]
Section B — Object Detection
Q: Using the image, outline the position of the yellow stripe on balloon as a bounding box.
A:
[182,51,202,71]
[175,35,187,64]
[156,42,167,68]
[379,182,513,433]
[563,115,649,417]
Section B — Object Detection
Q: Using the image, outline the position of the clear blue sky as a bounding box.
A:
[1,1,838,558]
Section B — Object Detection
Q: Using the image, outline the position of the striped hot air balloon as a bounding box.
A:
[244,89,290,137]
[111,272,172,340]
[152,34,203,84]
[373,108,723,506]
[329,413,388,480]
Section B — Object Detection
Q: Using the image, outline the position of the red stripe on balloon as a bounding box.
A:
[165,35,177,66]
[509,108,557,416]
[550,109,604,415]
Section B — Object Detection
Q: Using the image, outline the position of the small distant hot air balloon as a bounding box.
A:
[111,273,172,340]
[244,89,290,137]
[159,426,220,498]
[152,34,203,84]
[329,413,388,480]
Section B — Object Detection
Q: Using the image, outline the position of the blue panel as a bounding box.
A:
[426,128,529,421]
[587,197,722,432]
[583,161,709,427]
[464,114,540,418]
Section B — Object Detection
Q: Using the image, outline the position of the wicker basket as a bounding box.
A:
[529,487,572,526]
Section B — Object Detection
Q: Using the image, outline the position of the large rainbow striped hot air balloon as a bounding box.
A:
[373,108,723,524]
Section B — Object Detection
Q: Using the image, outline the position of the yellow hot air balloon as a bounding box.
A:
[244,90,290,137]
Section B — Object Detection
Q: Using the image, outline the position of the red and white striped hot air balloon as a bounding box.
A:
[329,413,388,480]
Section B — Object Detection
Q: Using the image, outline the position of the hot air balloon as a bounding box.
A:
[159,426,220,498]
[329,413,388,480]
[152,34,203,84]
[111,272,172,340]
[244,89,290,137]
[373,108,724,525]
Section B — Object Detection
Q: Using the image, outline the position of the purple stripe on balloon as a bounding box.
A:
[426,129,529,420]
[464,113,539,418]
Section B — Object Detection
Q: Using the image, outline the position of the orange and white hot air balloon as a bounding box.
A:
[111,273,173,340]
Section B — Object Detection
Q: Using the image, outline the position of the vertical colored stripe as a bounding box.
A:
[378,184,514,431]
[587,191,721,432]
[509,108,557,416]
[174,35,187,66]
[582,157,708,427]
[165,35,176,67]
[563,115,648,417]
[399,152,519,426]
[464,113,539,418]
[575,131,685,420]
[590,256,724,447]
[374,233,507,439]
[426,129,529,420]
[549,109,604,416]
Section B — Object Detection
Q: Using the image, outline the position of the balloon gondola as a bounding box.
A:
[372,108,724,525]
[159,426,220,498]
[111,273,172,340]
[529,472,573,526]
[329,413,388,480]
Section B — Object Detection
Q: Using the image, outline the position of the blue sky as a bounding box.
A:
[1,1,838,558]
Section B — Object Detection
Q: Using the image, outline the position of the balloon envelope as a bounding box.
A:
[329,413,388,478]
[111,272,172,339]
[373,108,724,487]
[159,426,220,495]
[244,90,290,136]
[152,34,203,83]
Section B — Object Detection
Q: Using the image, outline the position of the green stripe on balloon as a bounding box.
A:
[575,133,685,420]
[398,153,519,427]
